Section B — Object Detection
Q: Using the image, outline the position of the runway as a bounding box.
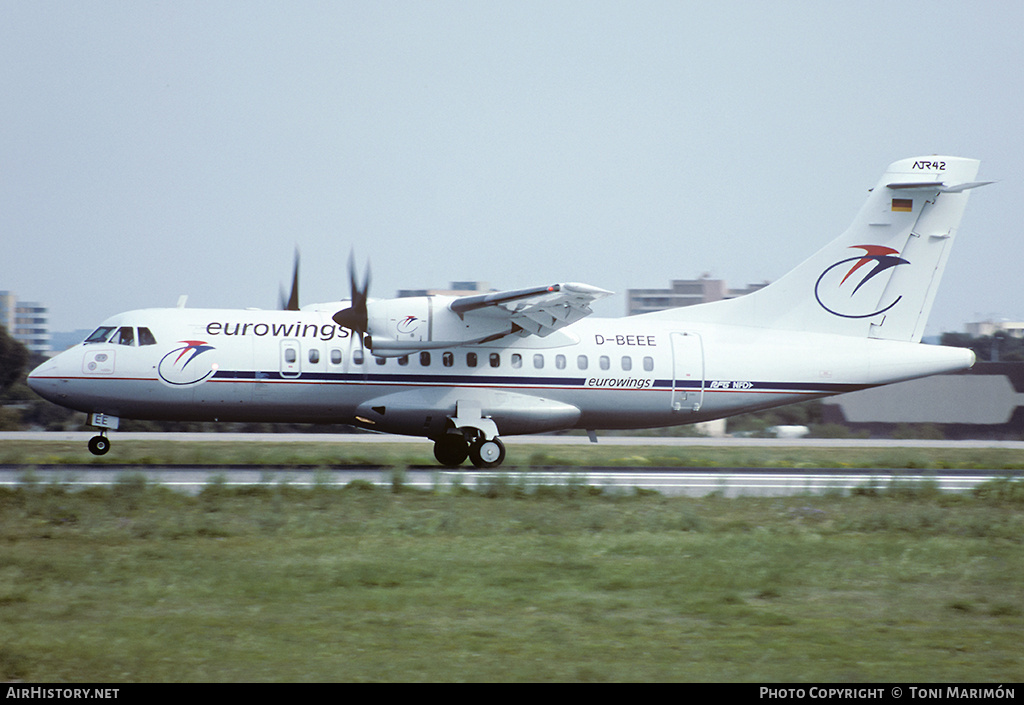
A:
[1,465,1016,498]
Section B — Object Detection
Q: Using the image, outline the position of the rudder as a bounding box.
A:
[665,156,988,341]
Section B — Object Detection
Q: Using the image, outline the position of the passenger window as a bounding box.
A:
[621,356,632,371]
[599,355,610,370]
[85,326,116,344]
[511,353,522,369]
[533,354,544,369]
[420,351,431,366]
[443,352,454,367]
[489,353,500,368]
[398,355,409,366]
[330,349,342,365]
[577,355,588,370]
[353,350,364,365]
[284,348,297,364]
[375,356,387,366]
[555,354,566,370]
[309,349,320,364]
[643,356,654,371]
[467,352,477,368]
[115,327,134,346]
[138,327,157,346]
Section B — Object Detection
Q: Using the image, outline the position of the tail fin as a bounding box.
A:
[666,156,989,342]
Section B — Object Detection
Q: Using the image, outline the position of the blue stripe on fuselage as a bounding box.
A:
[211,369,867,394]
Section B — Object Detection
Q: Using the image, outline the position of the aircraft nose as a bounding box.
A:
[27,359,49,393]
[26,356,67,403]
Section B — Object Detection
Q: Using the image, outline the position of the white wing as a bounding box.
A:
[450,282,613,337]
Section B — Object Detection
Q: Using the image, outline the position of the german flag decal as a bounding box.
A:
[892,198,913,212]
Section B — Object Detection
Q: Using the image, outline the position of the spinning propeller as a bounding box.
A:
[279,248,300,311]
[332,252,372,347]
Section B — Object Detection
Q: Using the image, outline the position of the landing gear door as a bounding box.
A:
[670,332,704,412]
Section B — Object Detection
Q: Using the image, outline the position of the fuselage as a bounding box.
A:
[27,305,975,438]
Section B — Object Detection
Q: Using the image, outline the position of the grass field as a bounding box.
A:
[1,463,1023,682]
[3,437,1024,470]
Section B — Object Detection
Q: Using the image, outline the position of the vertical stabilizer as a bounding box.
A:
[666,156,988,341]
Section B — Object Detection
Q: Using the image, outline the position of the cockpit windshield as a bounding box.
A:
[84,326,116,343]
[112,327,134,346]
[83,326,157,346]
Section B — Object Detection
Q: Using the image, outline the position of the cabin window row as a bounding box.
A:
[326,350,656,372]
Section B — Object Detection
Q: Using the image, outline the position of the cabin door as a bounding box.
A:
[280,339,301,378]
[670,332,704,412]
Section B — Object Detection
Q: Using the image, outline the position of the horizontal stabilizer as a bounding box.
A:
[886,180,993,193]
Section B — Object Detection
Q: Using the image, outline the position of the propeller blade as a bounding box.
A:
[281,248,300,311]
[333,251,371,345]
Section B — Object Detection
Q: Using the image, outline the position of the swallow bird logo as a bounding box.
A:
[814,245,910,319]
[396,315,421,334]
[157,340,218,386]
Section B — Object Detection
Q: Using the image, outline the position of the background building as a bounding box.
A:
[397,282,494,298]
[0,291,50,355]
[626,276,768,315]
[965,320,1024,338]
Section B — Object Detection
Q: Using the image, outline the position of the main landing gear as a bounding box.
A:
[433,433,506,469]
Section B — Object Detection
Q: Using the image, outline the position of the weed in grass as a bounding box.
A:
[200,473,229,512]
[988,602,1022,617]
[446,473,477,497]
[388,466,407,493]
[111,472,148,513]
[885,476,942,501]
[476,473,525,499]
[527,451,578,467]
[17,467,39,489]
[344,478,377,493]
[972,477,1024,503]
[0,648,30,682]
[257,493,287,535]
[947,599,975,613]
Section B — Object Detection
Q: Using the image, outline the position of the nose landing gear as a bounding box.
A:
[86,413,118,456]
[88,433,111,456]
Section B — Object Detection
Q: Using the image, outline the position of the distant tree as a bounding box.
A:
[0,325,28,393]
[939,332,974,349]
[992,334,1024,362]
[725,399,823,435]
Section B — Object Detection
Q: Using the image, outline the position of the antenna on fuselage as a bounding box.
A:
[176,295,188,308]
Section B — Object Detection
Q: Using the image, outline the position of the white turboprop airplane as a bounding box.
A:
[28,155,990,467]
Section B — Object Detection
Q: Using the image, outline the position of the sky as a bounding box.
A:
[2,1,1022,335]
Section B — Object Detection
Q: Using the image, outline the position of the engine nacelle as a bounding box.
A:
[364,296,513,356]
